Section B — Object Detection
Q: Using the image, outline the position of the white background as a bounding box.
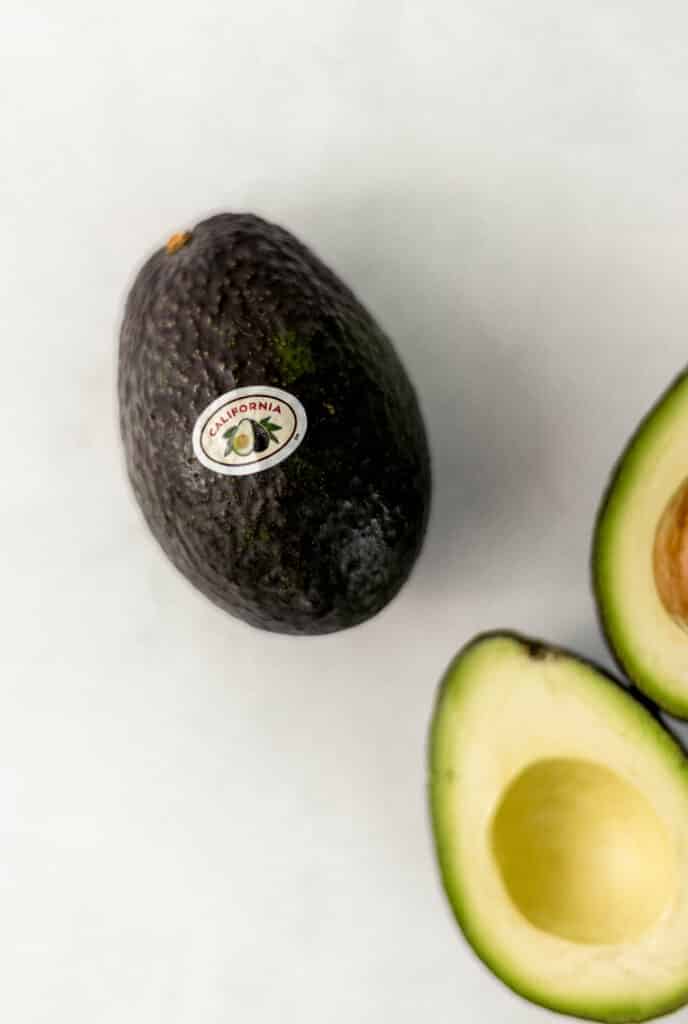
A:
[4,3,688,1021]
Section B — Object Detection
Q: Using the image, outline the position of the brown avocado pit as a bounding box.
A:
[653,477,688,627]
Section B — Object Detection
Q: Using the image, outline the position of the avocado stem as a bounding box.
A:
[166,231,192,255]
[654,479,688,625]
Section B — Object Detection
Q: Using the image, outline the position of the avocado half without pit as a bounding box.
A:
[430,633,688,1023]
[594,371,688,716]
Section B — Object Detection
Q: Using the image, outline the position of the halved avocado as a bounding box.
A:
[232,418,255,457]
[593,371,688,716]
[430,632,688,1023]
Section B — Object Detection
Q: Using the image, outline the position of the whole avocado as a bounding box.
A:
[119,213,431,634]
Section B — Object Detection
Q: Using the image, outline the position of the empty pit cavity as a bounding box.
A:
[491,758,676,944]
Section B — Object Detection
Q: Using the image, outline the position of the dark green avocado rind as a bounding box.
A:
[252,421,270,453]
[429,631,688,1024]
[119,213,431,634]
[592,369,688,717]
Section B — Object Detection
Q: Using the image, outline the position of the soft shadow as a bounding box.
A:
[559,615,688,750]
[559,616,615,674]
[265,177,565,597]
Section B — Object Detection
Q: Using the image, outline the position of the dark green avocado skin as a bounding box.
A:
[252,421,270,453]
[118,213,431,634]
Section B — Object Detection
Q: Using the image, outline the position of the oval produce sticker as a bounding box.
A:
[192,386,308,476]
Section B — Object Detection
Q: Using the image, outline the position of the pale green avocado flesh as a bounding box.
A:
[430,632,688,1023]
[594,370,688,717]
[232,418,255,456]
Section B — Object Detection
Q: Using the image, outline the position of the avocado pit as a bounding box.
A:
[653,478,688,626]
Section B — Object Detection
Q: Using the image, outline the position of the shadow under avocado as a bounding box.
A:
[271,181,563,600]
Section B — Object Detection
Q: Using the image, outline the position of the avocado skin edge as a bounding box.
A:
[428,629,688,1024]
[118,213,431,635]
[591,368,688,717]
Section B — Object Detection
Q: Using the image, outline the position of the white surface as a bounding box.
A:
[4,3,688,1021]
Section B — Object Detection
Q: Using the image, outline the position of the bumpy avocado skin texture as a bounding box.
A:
[119,214,431,634]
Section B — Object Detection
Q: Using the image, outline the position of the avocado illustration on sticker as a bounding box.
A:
[192,385,307,477]
[223,416,282,457]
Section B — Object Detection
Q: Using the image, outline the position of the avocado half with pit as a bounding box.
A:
[594,371,688,716]
[232,418,255,456]
[430,632,688,1023]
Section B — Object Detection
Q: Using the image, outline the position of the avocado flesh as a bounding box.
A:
[118,213,430,635]
[594,370,688,716]
[232,419,255,456]
[430,632,688,1023]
